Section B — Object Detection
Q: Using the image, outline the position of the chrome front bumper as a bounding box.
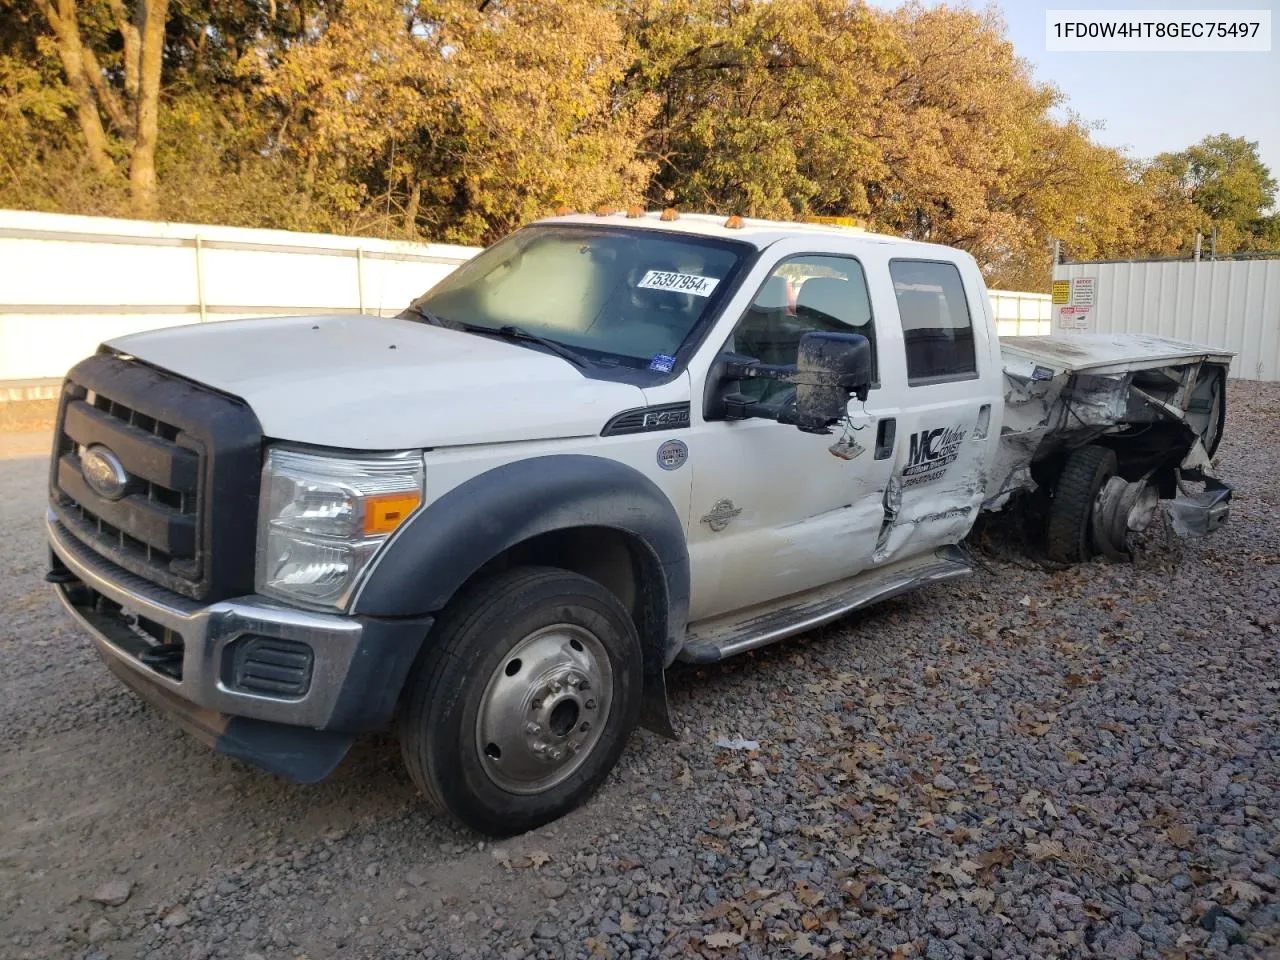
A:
[47,511,427,736]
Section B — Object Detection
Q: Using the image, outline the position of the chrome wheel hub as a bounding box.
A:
[475,624,612,794]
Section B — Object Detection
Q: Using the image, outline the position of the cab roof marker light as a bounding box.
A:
[554,205,574,216]
[660,207,679,222]
[724,215,745,229]
[625,205,644,219]
[594,204,615,217]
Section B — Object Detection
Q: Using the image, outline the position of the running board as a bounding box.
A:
[677,546,971,664]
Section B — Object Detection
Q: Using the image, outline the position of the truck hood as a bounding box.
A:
[105,314,647,449]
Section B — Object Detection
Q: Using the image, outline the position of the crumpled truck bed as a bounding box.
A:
[988,333,1234,509]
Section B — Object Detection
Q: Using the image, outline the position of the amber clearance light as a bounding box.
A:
[363,492,423,536]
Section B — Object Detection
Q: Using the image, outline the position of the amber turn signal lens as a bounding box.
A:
[363,492,422,535]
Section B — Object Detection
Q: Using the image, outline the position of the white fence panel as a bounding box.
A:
[0,209,480,383]
[1051,258,1280,381]
[989,289,1052,337]
[1,209,1058,387]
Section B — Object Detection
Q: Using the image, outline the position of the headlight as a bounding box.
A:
[256,448,424,610]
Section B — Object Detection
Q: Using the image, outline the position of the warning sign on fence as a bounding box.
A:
[1051,280,1070,304]
[1069,277,1096,307]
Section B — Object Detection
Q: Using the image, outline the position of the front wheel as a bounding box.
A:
[398,567,642,836]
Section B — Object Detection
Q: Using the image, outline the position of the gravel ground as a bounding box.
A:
[2,382,1278,960]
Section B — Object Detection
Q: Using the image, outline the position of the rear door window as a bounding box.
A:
[889,260,978,385]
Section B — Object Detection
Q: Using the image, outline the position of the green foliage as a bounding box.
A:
[0,0,1274,288]
[1152,134,1279,252]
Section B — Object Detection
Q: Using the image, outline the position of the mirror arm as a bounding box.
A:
[721,358,797,383]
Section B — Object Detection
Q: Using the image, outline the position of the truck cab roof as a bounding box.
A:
[534,210,938,254]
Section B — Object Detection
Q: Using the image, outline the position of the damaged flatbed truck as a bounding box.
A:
[46,212,1233,835]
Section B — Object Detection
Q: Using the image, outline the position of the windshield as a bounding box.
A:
[405,225,749,371]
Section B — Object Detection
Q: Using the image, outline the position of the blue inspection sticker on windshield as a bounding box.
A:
[648,354,677,373]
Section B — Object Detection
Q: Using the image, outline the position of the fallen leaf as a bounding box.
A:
[1166,825,1195,848]
[1026,840,1066,862]
[961,888,995,911]
[977,847,1013,871]
[796,882,825,907]
[840,879,866,901]
[792,933,826,958]
[619,912,639,934]
[528,851,551,869]
[1225,879,1264,904]
[870,784,899,805]
[702,902,734,921]
[703,931,743,948]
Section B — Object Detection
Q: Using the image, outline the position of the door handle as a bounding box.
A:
[874,418,896,460]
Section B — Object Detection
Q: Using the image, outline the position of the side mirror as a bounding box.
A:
[790,331,871,433]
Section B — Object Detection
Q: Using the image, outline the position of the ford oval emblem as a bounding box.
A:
[81,444,130,500]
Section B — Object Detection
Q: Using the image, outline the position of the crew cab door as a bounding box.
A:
[683,246,899,622]
[870,256,1004,563]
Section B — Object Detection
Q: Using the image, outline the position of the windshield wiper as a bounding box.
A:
[470,324,591,369]
[399,303,458,329]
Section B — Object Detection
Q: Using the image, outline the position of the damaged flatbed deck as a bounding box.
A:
[1001,333,1234,380]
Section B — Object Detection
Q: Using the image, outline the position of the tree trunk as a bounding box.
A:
[405,179,422,238]
[129,0,170,217]
[35,0,115,177]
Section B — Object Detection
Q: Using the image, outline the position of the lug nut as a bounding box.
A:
[526,722,542,735]
[532,742,547,753]
[531,698,543,711]
[579,722,590,733]
[585,699,596,710]
[549,748,562,761]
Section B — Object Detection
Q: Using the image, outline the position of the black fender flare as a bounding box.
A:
[352,454,689,736]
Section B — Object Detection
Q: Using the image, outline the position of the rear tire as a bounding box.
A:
[1046,444,1118,563]
[398,566,642,836]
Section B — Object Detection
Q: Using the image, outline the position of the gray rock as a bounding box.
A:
[932,773,958,792]
[90,880,133,907]
[1215,915,1244,945]
[541,880,569,899]
[87,917,115,944]
[1106,930,1144,959]
[1199,904,1224,931]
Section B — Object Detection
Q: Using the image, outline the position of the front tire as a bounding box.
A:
[398,567,642,836]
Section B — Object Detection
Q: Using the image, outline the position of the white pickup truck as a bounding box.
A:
[46,211,1232,835]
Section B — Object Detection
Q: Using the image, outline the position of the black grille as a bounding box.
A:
[229,636,313,698]
[50,352,263,602]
